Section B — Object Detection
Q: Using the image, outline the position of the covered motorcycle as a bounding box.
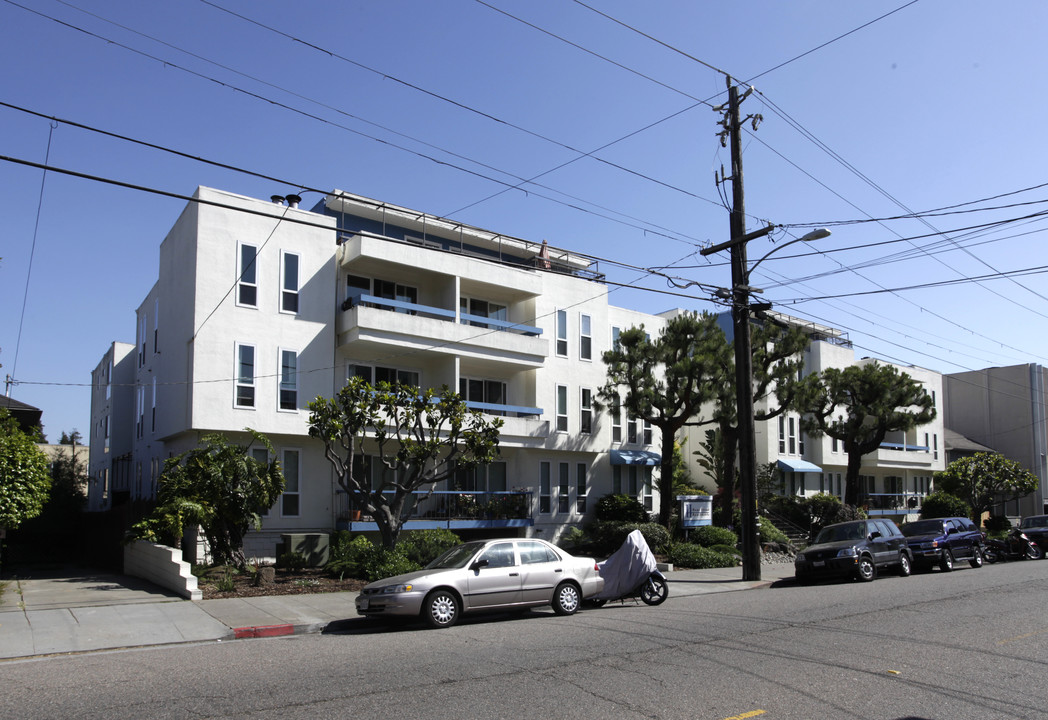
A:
[588,529,668,606]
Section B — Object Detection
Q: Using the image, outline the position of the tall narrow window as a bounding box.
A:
[556,310,568,357]
[136,385,144,438]
[788,416,797,454]
[153,298,159,353]
[580,388,592,434]
[279,350,298,410]
[643,419,653,445]
[613,465,623,495]
[540,462,551,514]
[281,251,300,313]
[151,377,157,432]
[556,385,568,432]
[641,468,653,511]
[778,416,786,453]
[627,416,637,444]
[238,243,258,307]
[576,463,587,513]
[281,449,300,516]
[611,326,621,351]
[558,463,570,513]
[139,313,146,367]
[235,343,255,408]
[580,314,592,360]
[611,397,622,443]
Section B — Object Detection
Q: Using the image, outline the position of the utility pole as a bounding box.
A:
[721,77,761,581]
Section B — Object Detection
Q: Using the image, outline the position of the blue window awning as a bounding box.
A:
[611,449,662,466]
[777,458,822,473]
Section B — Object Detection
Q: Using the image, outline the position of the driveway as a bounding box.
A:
[0,566,180,612]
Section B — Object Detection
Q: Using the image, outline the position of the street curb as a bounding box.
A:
[233,623,294,639]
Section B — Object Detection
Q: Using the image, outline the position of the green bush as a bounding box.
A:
[276,551,307,571]
[707,543,741,557]
[920,492,970,520]
[757,518,789,545]
[398,529,461,567]
[984,514,1012,534]
[594,494,650,523]
[325,534,374,578]
[666,542,738,569]
[587,520,669,555]
[354,545,420,582]
[690,525,737,548]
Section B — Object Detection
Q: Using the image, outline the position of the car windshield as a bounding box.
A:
[901,520,945,537]
[815,523,866,544]
[426,542,487,569]
[1021,516,1048,529]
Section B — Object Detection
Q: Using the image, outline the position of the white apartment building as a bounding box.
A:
[88,186,667,557]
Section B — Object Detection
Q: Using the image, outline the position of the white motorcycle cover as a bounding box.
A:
[592,529,658,600]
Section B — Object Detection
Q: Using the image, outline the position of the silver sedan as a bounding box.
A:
[355,538,604,628]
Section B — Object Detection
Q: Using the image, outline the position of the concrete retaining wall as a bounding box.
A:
[123,540,202,601]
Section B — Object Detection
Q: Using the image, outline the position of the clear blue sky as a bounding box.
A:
[3,0,1047,441]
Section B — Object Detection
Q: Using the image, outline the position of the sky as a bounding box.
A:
[3,0,1048,441]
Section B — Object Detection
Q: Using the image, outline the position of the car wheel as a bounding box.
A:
[422,589,460,629]
[1026,544,1043,561]
[855,555,876,582]
[898,552,912,577]
[640,575,668,605]
[939,549,954,572]
[552,582,581,615]
[969,547,984,568]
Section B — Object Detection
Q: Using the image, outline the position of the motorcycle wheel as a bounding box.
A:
[585,598,607,608]
[640,575,668,606]
[984,548,998,564]
[1026,544,1043,561]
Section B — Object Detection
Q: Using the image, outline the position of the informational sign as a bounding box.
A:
[677,495,712,527]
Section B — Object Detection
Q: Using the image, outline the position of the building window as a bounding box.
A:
[641,467,653,511]
[643,419,653,445]
[151,377,157,433]
[461,298,507,328]
[153,298,159,353]
[235,343,255,408]
[611,398,622,443]
[139,313,146,367]
[556,310,568,357]
[627,416,638,444]
[558,462,570,513]
[136,384,144,439]
[347,363,419,388]
[238,243,258,307]
[556,385,568,432]
[281,449,300,516]
[576,463,587,514]
[279,349,298,410]
[933,434,938,460]
[580,388,592,434]
[778,416,786,454]
[539,462,551,514]
[611,326,621,351]
[580,314,592,360]
[374,279,418,313]
[788,416,797,455]
[832,434,839,453]
[459,378,507,415]
[281,251,300,313]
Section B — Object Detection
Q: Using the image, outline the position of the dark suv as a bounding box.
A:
[899,517,984,571]
[1018,515,1048,553]
[795,519,912,583]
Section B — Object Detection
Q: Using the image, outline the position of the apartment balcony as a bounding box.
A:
[860,492,925,517]
[464,400,549,444]
[871,442,934,467]
[335,490,535,532]
[337,295,548,368]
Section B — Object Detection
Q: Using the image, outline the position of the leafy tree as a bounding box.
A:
[795,362,936,506]
[919,491,971,520]
[0,407,51,530]
[308,378,503,549]
[130,432,284,568]
[709,322,810,522]
[935,452,1038,523]
[599,311,728,528]
[59,430,83,445]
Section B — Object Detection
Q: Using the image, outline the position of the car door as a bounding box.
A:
[516,540,563,604]
[465,541,523,609]
[944,519,969,559]
[869,520,896,566]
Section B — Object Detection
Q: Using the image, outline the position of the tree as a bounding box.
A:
[709,321,810,525]
[796,362,936,507]
[308,378,503,549]
[599,311,728,529]
[935,452,1038,523]
[130,432,284,568]
[0,407,51,530]
[59,430,83,445]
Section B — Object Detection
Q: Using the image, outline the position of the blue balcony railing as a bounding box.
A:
[335,490,535,531]
[341,294,542,337]
[860,492,925,515]
[878,442,930,452]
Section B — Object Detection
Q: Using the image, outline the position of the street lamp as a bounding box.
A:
[702,226,830,581]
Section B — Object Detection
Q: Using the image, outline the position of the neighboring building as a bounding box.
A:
[89,187,668,559]
[0,396,43,435]
[683,312,946,522]
[943,428,996,464]
[944,364,1048,517]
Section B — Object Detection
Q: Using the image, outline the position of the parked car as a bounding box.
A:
[795,519,912,583]
[1018,515,1048,553]
[355,538,604,628]
[899,517,985,571]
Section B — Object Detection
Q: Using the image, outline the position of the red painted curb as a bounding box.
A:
[233,624,295,639]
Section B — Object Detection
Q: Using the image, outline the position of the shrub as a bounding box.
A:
[920,492,970,520]
[587,520,670,555]
[325,534,374,578]
[757,518,789,546]
[276,551,307,571]
[397,529,461,567]
[666,542,737,569]
[707,543,741,557]
[594,494,650,523]
[354,545,420,582]
[690,525,737,549]
[984,514,1012,534]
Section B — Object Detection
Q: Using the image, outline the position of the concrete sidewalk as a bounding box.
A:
[0,563,796,661]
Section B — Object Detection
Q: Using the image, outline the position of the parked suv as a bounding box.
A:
[899,517,984,571]
[795,519,912,583]
[1018,515,1048,553]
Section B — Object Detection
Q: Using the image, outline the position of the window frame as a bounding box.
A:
[279,348,298,411]
[580,387,592,435]
[579,313,592,361]
[558,462,570,513]
[280,448,301,517]
[280,250,300,314]
[235,342,256,409]
[237,242,258,308]
[576,463,587,514]
[556,310,568,357]
[555,384,568,432]
[539,461,551,514]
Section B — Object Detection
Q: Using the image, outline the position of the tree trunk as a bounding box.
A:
[658,426,676,529]
[844,450,863,507]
